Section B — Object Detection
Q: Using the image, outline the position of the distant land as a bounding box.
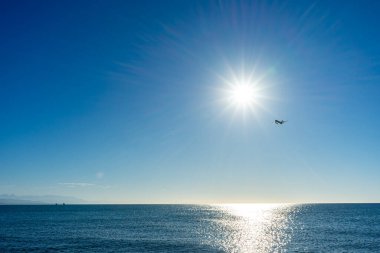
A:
[0,198,46,205]
[0,194,86,205]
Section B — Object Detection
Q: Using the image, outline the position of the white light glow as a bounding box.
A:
[217,69,268,118]
[228,82,256,109]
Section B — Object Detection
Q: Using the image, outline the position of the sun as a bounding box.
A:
[229,82,256,108]
[222,75,261,114]
[216,63,273,118]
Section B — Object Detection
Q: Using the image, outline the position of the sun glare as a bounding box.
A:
[229,83,256,108]
[216,63,273,118]
[220,73,263,115]
[211,204,294,252]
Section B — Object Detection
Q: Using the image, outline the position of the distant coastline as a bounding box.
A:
[0,194,85,205]
[0,198,46,205]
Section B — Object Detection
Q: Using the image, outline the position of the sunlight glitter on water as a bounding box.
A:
[209,204,298,253]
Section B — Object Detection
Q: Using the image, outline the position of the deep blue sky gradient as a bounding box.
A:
[1,0,380,203]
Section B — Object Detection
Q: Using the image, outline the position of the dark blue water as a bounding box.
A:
[1,204,380,252]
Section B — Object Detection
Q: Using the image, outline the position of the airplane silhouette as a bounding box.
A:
[275,120,287,125]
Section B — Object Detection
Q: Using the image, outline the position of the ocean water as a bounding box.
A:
[1,204,380,252]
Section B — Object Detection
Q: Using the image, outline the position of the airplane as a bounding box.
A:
[275,120,287,125]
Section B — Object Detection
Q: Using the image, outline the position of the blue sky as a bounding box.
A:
[1,0,380,203]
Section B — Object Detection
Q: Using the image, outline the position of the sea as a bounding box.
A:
[1,204,380,252]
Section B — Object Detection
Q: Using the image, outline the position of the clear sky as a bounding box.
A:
[1,0,380,203]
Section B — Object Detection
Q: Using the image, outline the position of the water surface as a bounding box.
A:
[1,204,380,252]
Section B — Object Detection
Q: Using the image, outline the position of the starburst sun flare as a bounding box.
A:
[228,82,256,109]
[218,67,270,116]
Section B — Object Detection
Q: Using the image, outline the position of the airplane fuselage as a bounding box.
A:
[275,120,286,124]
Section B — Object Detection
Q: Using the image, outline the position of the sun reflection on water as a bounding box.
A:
[206,204,298,253]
